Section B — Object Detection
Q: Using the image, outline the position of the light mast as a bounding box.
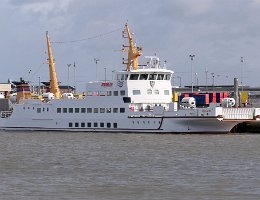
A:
[46,31,61,99]
[123,23,142,70]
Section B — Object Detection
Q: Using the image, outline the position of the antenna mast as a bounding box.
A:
[46,31,61,99]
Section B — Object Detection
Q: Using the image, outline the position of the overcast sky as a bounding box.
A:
[1,0,260,91]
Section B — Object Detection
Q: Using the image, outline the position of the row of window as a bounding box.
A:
[25,106,126,114]
[23,106,50,113]
[57,107,125,114]
[116,73,171,81]
[133,89,170,95]
[68,121,160,128]
[87,90,125,97]
[86,89,170,97]
[69,122,117,128]
[132,120,160,125]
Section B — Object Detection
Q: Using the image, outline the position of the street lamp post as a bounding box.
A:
[73,62,76,94]
[241,56,244,92]
[211,72,215,91]
[28,69,32,83]
[28,69,32,93]
[94,58,100,81]
[104,67,107,82]
[67,64,71,93]
[189,55,195,93]
[205,67,208,92]
[195,72,198,87]
[38,76,41,95]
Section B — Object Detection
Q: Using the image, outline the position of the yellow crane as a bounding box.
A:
[46,31,61,99]
[122,23,142,70]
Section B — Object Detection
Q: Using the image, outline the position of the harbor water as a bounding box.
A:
[0,131,260,200]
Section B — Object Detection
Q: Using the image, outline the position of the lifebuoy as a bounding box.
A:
[129,104,135,111]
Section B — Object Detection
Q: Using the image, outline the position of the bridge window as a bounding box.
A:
[57,108,61,113]
[120,108,125,113]
[139,74,148,80]
[106,108,112,113]
[63,108,67,113]
[107,91,112,96]
[81,108,86,113]
[87,108,92,113]
[154,89,159,95]
[148,74,157,80]
[113,108,118,113]
[100,108,105,113]
[157,74,164,80]
[94,108,99,113]
[81,123,85,127]
[165,74,171,80]
[69,108,73,113]
[130,74,139,80]
[69,122,73,127]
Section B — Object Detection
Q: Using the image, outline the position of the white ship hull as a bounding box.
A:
[0,117,240,133]
[0,98,257,133]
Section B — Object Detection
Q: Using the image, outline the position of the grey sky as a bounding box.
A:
[1,0,260,91]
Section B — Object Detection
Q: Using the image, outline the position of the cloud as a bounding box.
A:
[253,0,260,4]
[9,0,73,15]
[174,0,215,16]
[1,0,260,89]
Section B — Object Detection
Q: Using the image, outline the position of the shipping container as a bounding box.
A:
[172,92,179,102]
[209,92,216,103]
[216,92,223,103]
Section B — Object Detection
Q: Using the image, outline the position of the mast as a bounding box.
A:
[123,23,142,70]
[46,31,61,99]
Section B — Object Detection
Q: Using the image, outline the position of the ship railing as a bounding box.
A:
[222,108,254,120]
[0,111,13,118]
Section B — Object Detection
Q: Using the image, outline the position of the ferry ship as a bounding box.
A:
[0,24,260,133]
